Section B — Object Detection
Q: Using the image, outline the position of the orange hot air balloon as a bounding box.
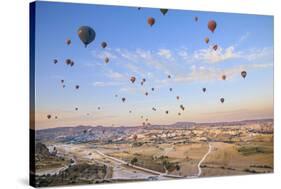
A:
[205,37,209,44]
[130,76,136,83]
[208,20,217,33]
[220,98,225,103]
[222,75,226,80]
[147,17,155,27]
[213,44,218,51]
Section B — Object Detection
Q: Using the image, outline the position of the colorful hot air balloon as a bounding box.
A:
[104,57,109,64]
[220,98,225,103]
[208,20,217,33]
[205,37,209,44]
[77,26,96,47]
[66,38,71,45]
[222,75,226,80]
[147,17,155,27]
[202,88,206,93]
[241,71,247,79]
[130,76,136,83]
[160,9,168,15]
[213,44,218,51]
[101,41,107,49]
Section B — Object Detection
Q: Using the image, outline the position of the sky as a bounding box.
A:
[33,1,274,129]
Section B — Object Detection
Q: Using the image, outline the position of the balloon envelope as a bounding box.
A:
[241,71,247,78]
[77,26,96,47]
[160,9,168,15]
[208,20,217,33]
[147,17,155,26]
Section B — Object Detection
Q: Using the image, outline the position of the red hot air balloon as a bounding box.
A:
[208,20,217,33]
[147,17,155,27]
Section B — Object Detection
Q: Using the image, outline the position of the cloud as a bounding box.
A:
[93,81,123,87]
[193,46,239,63]
[157,49,172,59]
[106,70,126,80]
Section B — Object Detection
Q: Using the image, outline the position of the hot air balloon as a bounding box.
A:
[133,134,138,141]
[208,20,217,33]
[65,59,72,65]
[145,118,148,122]
[75,107,78,111]
[205,37,209,44]
[77,26,96,47]
[194,16,198,22]
[70,61,74,67]
[180,105,185,111]
[138,7,141,10]
[151,88,155,91]
[213,44,218,51]
[220,98,225,103]
[101,42,107,48]
[142,122,146,126]
[66,38,71,45]
[165,110,169,114]
[122,97,126,102]
[142,78,146,82]
[202,88,206,93]
[168,75,171,79]
[61,80,64,83]
[62,84,66,88]
[160,9,168,15]
[176,96,180,100]
[75,85,80,89]
[97,106,101,110]
[147,17,155,27]
[169,88,173,92]
[104,57,109,64]
[222,75,226,80]
[141,81,144,86]
[241,71,247,79]
[47,114,51,119]
[130,76,136,83]
[129,110,132,114]
[53,59,58,64]
[145,92,148,96]
[152,107,156,111]
[178,112,181,116]
[115,94,118,98]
